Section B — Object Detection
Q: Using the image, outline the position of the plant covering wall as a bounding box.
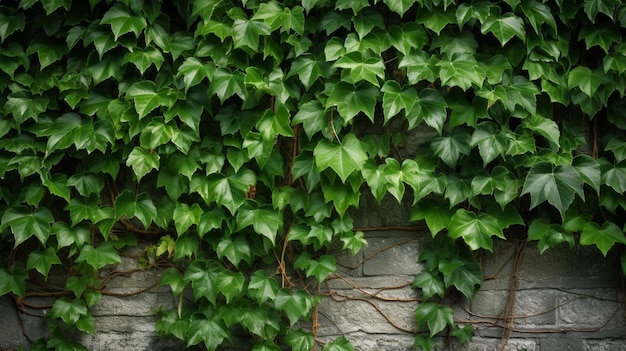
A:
[1,0,626,350]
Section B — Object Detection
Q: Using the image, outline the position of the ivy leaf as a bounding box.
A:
[125,81,173,118]
[26,247,61,279]
[430,129,471,168]
[122,47,165,75]
[600,159,626,193]
[448,209,505,251]
[415,302,454,337]
[184,260,221,304]
[326,81,380,123]
[417,88,448,133]
[67,172,104,197]
[527,219,575,254]
[294,253,336,282]
[126,147,160,182]
[215,271,245,303]
[41,172,71,203]
[275,289,317,325]
[339,231,367,255]
[314,134,368,182]
[398,50,440,85]
[323,336,355,351]
[573,155,601,193]
[522,113,560,147]
[605,136,626,162]
[521,163,584,219]
[248,270,279,305]
[285,329,315,351]
[481,12,525,45]
[100,3,147,40]
[293,100,327,139]
[440,257,482,299]
[580,222,626,257]
[381,80,418,124]
[49,298,88,326]
[187,314,230,350]
[256,106,294,140]
[115,190,158,228]
[470,121,508,167]
[436,54,485,90]
[209,68,246,103]
[410,199,455,236]
[217,236,252,267]
[236,205,282,246]
[412,270,445,299]
[520,0,557,34]
[568,66,611,97]
[0,206,54,246]
[288,55,331,90]
[0,8,25,43]
[384,0,417,16]
[321,175,361,216]
[75,242,122,270]
[335,0,369,14]
[231,18,270,52]
[333,51,385,87]
[173,203,203,235]
[161,268,185,296]
[0,266,27,296]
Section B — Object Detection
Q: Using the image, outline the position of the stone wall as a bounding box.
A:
[1,197,625,351]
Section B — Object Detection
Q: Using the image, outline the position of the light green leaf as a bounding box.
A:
[448,209,505,251]
[323,336,355,351]
[436,54,485,90]
[216,236,252,267]
[0,206,54,246]
[314,134,368,182]
[122,47,165,75]
[209,68,246,103]
[295,253,336,282]
[334,51,385,87]
[288,55,331,90]
[125,81,174,118]
[568,66,611,97]
[580,221,626,257]
[173,203,203,235]
[285,329,315,351]
[335,0,369,14]
[381,80,418,124]
[522,162,584,219]
[126,147,160,182]
[187,314,230,350]
[573,155,601,193]
[384,0,417,16]
[75,242,122,269]
[527,218,575,254]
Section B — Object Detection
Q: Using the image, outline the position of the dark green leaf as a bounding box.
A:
[26,247,61,279]
[412,271,445,299]
[100,3,146,40]
[0,266,27,296]
[527,218,575,254]
[323,336,355,351]
[115,190,158,228]
[415,302,454,337]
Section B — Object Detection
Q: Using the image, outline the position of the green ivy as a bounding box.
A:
[1,0,626,350]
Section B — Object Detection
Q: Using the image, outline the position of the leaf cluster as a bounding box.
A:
[1,0,626,350]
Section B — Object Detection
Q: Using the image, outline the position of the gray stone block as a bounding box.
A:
[362,233,421,276]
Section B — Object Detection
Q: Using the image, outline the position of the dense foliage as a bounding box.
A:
[1,0,626,350]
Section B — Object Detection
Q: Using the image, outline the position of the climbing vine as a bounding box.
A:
[1,0,626,350]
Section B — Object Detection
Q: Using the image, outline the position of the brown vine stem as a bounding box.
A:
[499,240,527,351]
[324,282,418,333]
